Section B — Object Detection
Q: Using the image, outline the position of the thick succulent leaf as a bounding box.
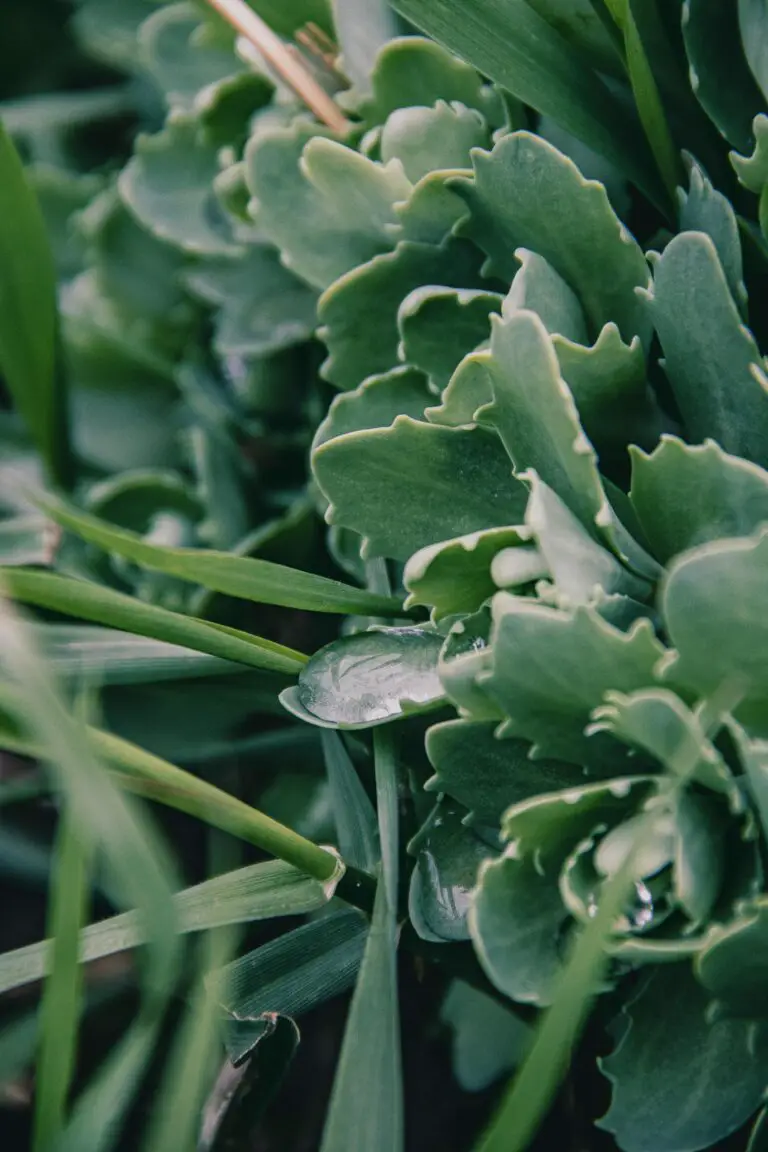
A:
[0,858,341,996]
[314,366,430,450]
[599,965,768,1152]
[212,908,367,1064]
[394,167,469,243]
[39,495,403,616]
[139,3,242,113]
[0,515,49,567]
[313,417,527,560]
[296,627,444,726]
[739,0,768,102]
[630,436,768,563]
[682,0,765,153]
[425,719,578,826]
[678,157,746,309]
[481,310,608,534]
[119,119,240,256]
[590,688,736,796]
[404,526,524,620]
[184,246,317,358]
[732,113,768,192]
[453,131,652,343]
[359,36,491,127]
[398,286,501,391]
[440,981,530,1092]
[425,349,494,427]
[318,236,486,390]
[731,719,768,843]
[380,100,491,184]
[469,851,567,1006]
[503,248,587,342]
[438,608,502,721]
[332,0,400,96]
[696,897,768,1016]
[0,122,69,488]
[484,596,665,764]
[673,791,727,925]
[645,231,768,468]
[409,802,491,942]
[661,532,768,720]
[392,0,663,204]
[245,124,409,291]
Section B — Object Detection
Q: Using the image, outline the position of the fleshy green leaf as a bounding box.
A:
[139,3,242,114]
[0,515,49,567]
[599,964,768,1152]
[380,100,491,184]
[245,124,410,291]
[679,156,746,309]
[313,416,528,560]
[0,121,70,487]
[630,435,768,563]
[732,112,768,192]
[398,286,501,391]
[318,236,486,390]
[644,231,768,467]
[696,896,768,1017]
[296,627,444,726]
[391,0,663,204]
[440,981,530,1092]
[359,35,491,127]
[409,802,491,942]
[404,526,524,620]
[332,0,401,96]
[484,596,664,764]
[425,719,577,826]
[314,366,430,450]
[454,132,652,343]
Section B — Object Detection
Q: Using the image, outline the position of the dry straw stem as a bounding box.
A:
[204,0,350,132]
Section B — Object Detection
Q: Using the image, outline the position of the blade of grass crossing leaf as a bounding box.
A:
[321,731,379,872]
[1,569,306,674]
[320,728,403,1152]
[37,496,405,616]
[33,806,90,1151]
[622,6,682,202]
[0,122,71,488]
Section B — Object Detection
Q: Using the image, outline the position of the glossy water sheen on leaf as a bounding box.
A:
[313,416,528,560]
[630,436,768,564]
[453,132,652,343]
[599,964,768,1152]
[409,803,491,942]
[404,525,524,620]
[398,285,501,391]
[297,627,444,725]
[646,232,768,467]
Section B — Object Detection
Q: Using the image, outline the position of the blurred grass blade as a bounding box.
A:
[1,569,306,674]
[33,806,90,1151]
[320,729,403,1152]
[38,495,405,616]
[0,121,71,488]
[212,908,368,1065]
[0,857,343,997]
[322,732,379,872]
[0,515,50,566]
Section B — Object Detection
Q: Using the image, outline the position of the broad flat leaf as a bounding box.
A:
[318,236,486,390]
[0,121,70,487]
[332,0,400,95]
[425,719,577,825]
[184,246,317,358]
[398,286,501,391]
[599,965,768,1151]
[484,596,664,764]
[409,802,491,942]
[380,101,491,184]
[0,857,340,997]
[732,113,768,192]
[440,981,530,1092]
[645,232,768,467]
[661,532,768,719]
[245,124,410,291]
[503,248,587,342]
[404,526,524,620]
[679,157,746,309]
[120,119,240,256]
[313,366,430,450]
[313,417,528,560]
[39,495,403,616]
[630,435,768,563]
[525,0,618,72]
[212,908,368,1064]
[322,731,379,871]
[481,311,608,534]
[359,35,491,126]
[454,132,652,343]
[470,850,567,1006]
[139,3,241,113]
[297,627,444,726]
[0,515,49,566]
[1,568,305,674]
[682,0,765,153]
[391,0,663,204]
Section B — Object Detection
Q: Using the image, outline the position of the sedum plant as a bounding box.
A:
[6,1,768,1150]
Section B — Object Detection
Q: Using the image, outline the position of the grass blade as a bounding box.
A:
[33,806,90,1151]
[1,569,306,674]
[0,121,71,488]
[322,732,379,872]
[38,495,405,616]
